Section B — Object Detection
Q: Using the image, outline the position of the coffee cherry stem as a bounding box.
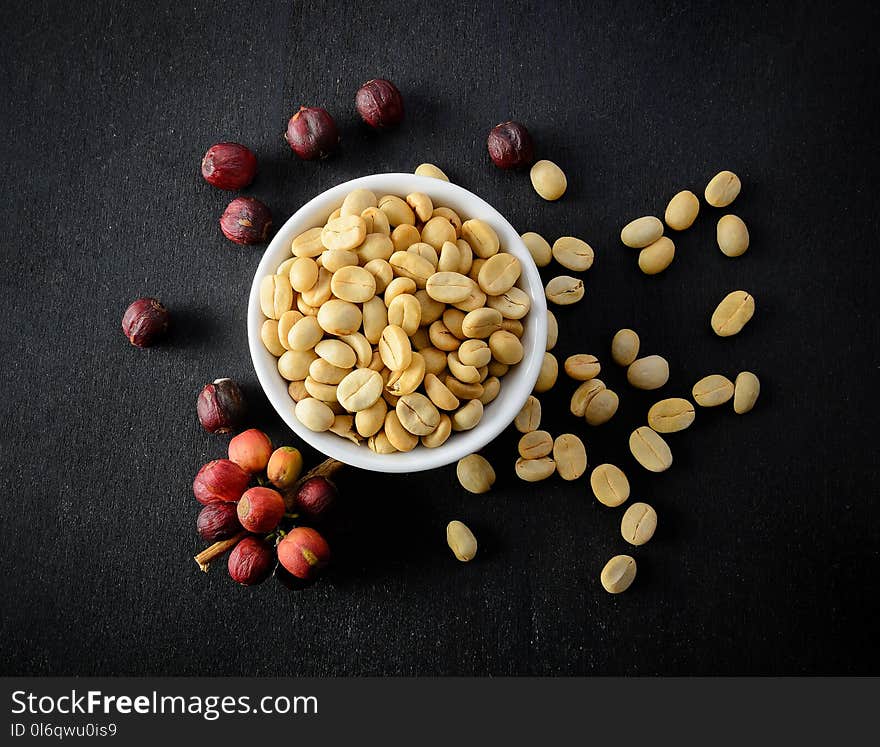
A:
[194,530,248,572]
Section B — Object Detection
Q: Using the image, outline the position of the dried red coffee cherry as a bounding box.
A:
[228,429,272,474]
[121,298,169,347]
[285,106,339,160]
[196,502,242,542]
[277,526,330,580]
[193,459,250,505]
[237,487,285,533]
[487,121,534,169]
[355,79,404,129]
[220,196,272,245]
[200,142,257,190]
[228,536,275,586]
[197,378,246,434]
[292,476,337,519]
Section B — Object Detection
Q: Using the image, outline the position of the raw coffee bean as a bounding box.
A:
[461,219,500,259]
[552,237,594,271]
[396,393,441,435]
[261,319,286,357]
[564,354,601,381]
[629,426,673,472]
[422,414,452,447]
[278,349,318,381]
[447,351,480,384]
[423,373,460,411]
[611,328,640,366]
[290,257,320,292]
[601,555,637,594]
[425,271,472,303]
[705,170,741,207]
[533,352,558,393]
[295,398,335,432]
[529,159,567,200]
[288,315,323,351]
[389,250,434,287]
[478,253,522,295]
[664,190,700,231]
[386,352,426,396]
[386,293,421,336]
[329,415,361,443]
[716,215,750,257]
[545,275,584,305]
[445,376,482,401]
[361,206,391,235]
[309,358,349,385]
[627,355,670,390]
[570,379,605,417]
[291,226,325,258]
[301,267,332,307]
[317,299,362,336]
[711,290,755,337]
[479,376,501,405]
[432,207,462,235]
[304,376,338,402]
[458,339,492,367]
[378,195,416,226]
[259,274,294,319]
[518,430,553,459]
[546,310,558,351]
[590,464,630,507]
[515,456,556,482]
[336,368,384,412]
[407,241,439,267]
[552,434,587,480]
[438,241,461,272]
[341,188,378,217]
[647,398,696,432]
[354,398,387,437]
[638,236,675,275]
[384,410,419,452]
[456,454,496,494]
[421,216,458,251]
[514,395,541,433]
[521,231,552,267]
[390,223,421,252]
[584,388,619,426]
[330,265,376,303]
[362,296,388,344]
[414,163,449,181]
[733,371,761,414]
[406,192,433,222]
[620,216,663,248]
[486,286,530,319]
[452,399,483,431]
[321,214,367,252]
[621,502,657,546]
[446,520,477,561]
[692,374,735,407]
[488,330,524,365]
[367,431,397,454]
[379,325,413,371]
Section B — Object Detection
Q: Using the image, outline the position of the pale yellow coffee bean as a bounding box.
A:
[601,555,637,594]
[553,434,587,481]
[533,352,558,393]
[367,431,397,454]
[717,215,749,257]
[585,388,619,426]
[259,274,293,319]
[456,238,474,274]
[461,307,503,338]
[478,253,522,295]
[420,346,447,376]
[337,368,384,412]
[545,275,584,305]
[514,395,541,433]
[361,206,391,235]
[611,329,640,366]
[627,355,670,390]
[424,373,460,410]
[486,286,530,319]
[629,426,673,472]
[278,310,304,351]
[288,315,323,351]
[452,399,483,431]
[705,170,741,207]
[564,354,601,381]
[367,350,384,371]
[291,226,325,258]
[378,324,412,371]
[363,258,393,293]
[425,271,472,303]
[414,163,449,181]
[408,241,439,267]
[515,456,556,482]
[422,414,452,448]
[295,397,336,432]
[447,351,481,384]
[390,223,421,252]
[711,290,755,337]
[299,267,333,308]
[621,216,664,248]
[329,415,361,443]
[341,188,377,217]
[442,308,467,339]
[432,207,462,235]
[446,520,477,561]
[479,376,500,405]
[330,265,376,303]
[397,393,441,435]
[468,258,486,281]
[518,430,553,459]
[309,358,349,386]
[315,339,356,369]
[297,296,320,317]
[386,352,426,396]
[621,503,657,546]
[647,398,695,433]
[261,319,286,357]
[378,195,416,226]
[446,375,483,401]
[317,299,362,336]
[458,339,492,368]
[590,464,630,507]
[361,296,387,344]
[428,320,460,352]
[357,233,395,263]
[421,216,457,250]
[386,293,422,336]
[384,276,417,306]
[410,327,430,349]
[404,192,433,223]
[692,374,735,407]
[278,349,318,381]
[389,250,434,287]
[415,290,445,325]
[546,310,558,351]
[288,380,308,402]
[733,371,760,414]
[521,231,552,267]
[321,214,367,252]
[383,410,418,452]
[570,379,605,417]
[304,376,338,403]
[530,159,567,200]
[461,219,500,258]
[438,241,461,273]
[276,257,296,277]
[665,190,700,231]
[500,319,524,338]
[638,236,675,275]
[456,454,496,494]
[290,257,320,292]
[488,330,524,365]
[552,237,594,272]
[354,397,387,437]
[452,278,487,313]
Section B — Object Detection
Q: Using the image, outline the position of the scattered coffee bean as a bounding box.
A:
[621,503,657,546]
[692,374,735,407]
[629,426,673,472]
[733,371,761,414]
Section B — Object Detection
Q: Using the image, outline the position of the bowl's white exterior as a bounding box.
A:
[247,173,548,473]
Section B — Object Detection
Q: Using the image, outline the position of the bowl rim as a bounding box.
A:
[247,172,548,473]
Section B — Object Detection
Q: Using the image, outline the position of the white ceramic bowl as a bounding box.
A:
[248,173,547,472]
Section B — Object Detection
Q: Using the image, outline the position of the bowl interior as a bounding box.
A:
[248,173,547,472]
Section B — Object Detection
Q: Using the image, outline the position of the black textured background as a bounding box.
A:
[1,0,878,676]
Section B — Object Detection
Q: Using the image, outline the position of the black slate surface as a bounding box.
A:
[1,0,878,676]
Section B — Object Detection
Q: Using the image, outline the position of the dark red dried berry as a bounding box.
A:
[192,459,250,505]
[277,527,330,580]
[121,297,169,347]
[220,197,272,245]
[293,476,337,519]
[355,79,404,129]
[201,142,257,190]
[197,502,242,542]
[228,536,275,586]
[196,378,246,434]
[487,121,535,169]
[285,106,339,160]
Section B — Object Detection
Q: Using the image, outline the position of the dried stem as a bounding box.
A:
[194,531,247,572]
